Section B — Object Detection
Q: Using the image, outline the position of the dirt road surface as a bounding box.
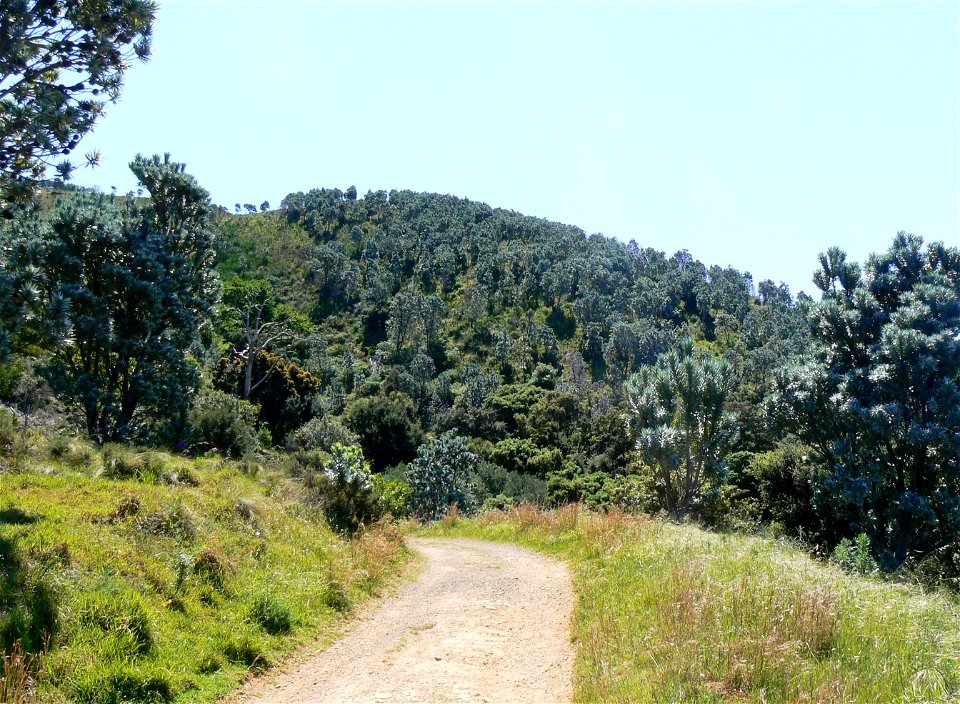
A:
[230,537,575,704]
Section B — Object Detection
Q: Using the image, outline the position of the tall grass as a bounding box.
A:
[424,506,960,703]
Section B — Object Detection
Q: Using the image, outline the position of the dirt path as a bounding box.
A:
[230,537,575,704]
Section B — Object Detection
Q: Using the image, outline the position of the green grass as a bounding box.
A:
[0,436,409,703]
[420,505,960,703]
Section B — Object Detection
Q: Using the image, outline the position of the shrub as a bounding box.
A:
[188,390,260,457]
[830,533,878,575]
[248,594,293,635]
[372,474,412,519]
[305,444,379,533]
[286,415,358,453]
[406,432,478,521]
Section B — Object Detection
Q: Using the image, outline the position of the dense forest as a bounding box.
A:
[3,160,959,579]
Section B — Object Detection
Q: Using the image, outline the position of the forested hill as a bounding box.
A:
[213,186,810,511]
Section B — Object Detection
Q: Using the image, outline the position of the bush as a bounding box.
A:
[302,444,379,533]
[188,390,260,457]
[372,474,412,519]
[406,432,478,521]
[473,460,546,506]
[286,415,358,453]
[248,594,293,635]
[830,533,878,576]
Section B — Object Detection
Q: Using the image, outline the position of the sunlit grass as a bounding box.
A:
[422,505,960,703]
[0,439,409,703]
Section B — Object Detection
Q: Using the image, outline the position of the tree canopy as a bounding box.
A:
[0,0,156,213]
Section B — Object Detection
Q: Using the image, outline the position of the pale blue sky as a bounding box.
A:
[70,1,959,296]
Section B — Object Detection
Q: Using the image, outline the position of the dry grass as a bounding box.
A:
[0,640,39,704]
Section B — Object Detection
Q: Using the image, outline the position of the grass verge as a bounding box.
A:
[420,505,960,703]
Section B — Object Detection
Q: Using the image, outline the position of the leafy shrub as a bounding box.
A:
[830,533,878,575]
[286,415,358,453]
[188,390,260,457]
[481,493,516,512]
[248,594,293,635]
[304,444,379,532]
[72,663,173,704]
[344,392,423,471]
[372,474,412,519]
[406,432,478,521]
[546,462,653,512]
[473,460,546,505]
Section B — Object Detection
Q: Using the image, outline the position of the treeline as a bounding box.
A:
[2,164,959,581]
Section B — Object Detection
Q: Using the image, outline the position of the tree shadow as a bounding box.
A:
[1,508,57,654]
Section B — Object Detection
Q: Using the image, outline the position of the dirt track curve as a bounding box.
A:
[230,537,575,704]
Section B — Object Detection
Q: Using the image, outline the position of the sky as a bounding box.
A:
[70,1,959,297]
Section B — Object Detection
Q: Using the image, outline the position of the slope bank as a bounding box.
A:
[0,437,407,703]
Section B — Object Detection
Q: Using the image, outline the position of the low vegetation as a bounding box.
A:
[423,505,960,703]
[0,435,407,703]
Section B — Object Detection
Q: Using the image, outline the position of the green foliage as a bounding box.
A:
[188,390,261,457]
[248,594,293,635]
[214,349,321,441]
[473,460,546,506]
[0,0,156,211]
[406,432,479,521]
[545,462,652,511]
[830,534,879,576]
[774,233,960,569]
[627,339,737,520]
[345,392,423,471]
[2,155,218,443]
[287,415,359,453]
[305,444,378,533]
[372,474,412,519]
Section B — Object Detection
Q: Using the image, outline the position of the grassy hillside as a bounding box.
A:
[0,433,408,703]
[422,506,960,703]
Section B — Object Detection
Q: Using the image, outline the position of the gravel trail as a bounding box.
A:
[229,537,575,704]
